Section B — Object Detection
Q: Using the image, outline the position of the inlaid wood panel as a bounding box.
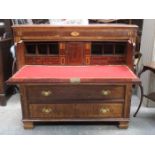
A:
[90,56,126,65]
[66,42,84,65]
[25,56,60,65]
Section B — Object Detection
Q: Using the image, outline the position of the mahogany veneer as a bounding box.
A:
[8,24,140,129]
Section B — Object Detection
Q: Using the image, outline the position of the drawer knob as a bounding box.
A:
[41,90,52,97]
[100,108,110,114]
[101,90,111,96]
[70,31,80,37]
[42,107,52,114]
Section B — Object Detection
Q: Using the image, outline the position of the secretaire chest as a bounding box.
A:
[8,24,140,129]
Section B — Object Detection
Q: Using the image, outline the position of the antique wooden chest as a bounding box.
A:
[8,24,140,129]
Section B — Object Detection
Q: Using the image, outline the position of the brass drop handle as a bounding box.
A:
[70,31,80,37]
[100,108,110,114]
[101,90,111,96]
[42,107,52,114]
[41,90,52,97]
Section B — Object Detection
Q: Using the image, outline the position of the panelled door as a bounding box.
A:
[66,42,84,65]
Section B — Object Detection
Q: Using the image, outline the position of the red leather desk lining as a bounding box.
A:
[8,65,140,84]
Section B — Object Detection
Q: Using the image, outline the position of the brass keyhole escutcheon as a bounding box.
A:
[100,108,110,114]
[42,107,52,114]
[41,90,52,97]
[70,31,80,37]
[101,90,111,96]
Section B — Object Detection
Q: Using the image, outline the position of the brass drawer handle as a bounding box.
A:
[100,108,110,114]
[41,90,52,97]
[101,90,111,96]
[42,107,52,114]
[70,31,80,37]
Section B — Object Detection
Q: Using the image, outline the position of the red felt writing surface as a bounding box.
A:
[8,65,140,84]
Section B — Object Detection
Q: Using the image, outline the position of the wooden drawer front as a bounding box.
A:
[29,104,75,118]
[16,28,135,41]
[57,30,130,39]
[76,103,123,118]
[29,103,122,118]
[27,85,125,103]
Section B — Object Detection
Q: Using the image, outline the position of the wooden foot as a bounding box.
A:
[23,122,34,129]
[118,121,129,129]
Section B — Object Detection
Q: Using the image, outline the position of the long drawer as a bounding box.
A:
[15,27,134,41]
[26,85,125,103]
[29,103,123,118]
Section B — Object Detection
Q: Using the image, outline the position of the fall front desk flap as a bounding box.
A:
[7,65,140,84]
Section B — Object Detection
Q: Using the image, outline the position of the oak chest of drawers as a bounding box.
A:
[8,24,140,129]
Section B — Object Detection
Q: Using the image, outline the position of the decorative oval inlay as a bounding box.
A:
[70,31,80,37]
